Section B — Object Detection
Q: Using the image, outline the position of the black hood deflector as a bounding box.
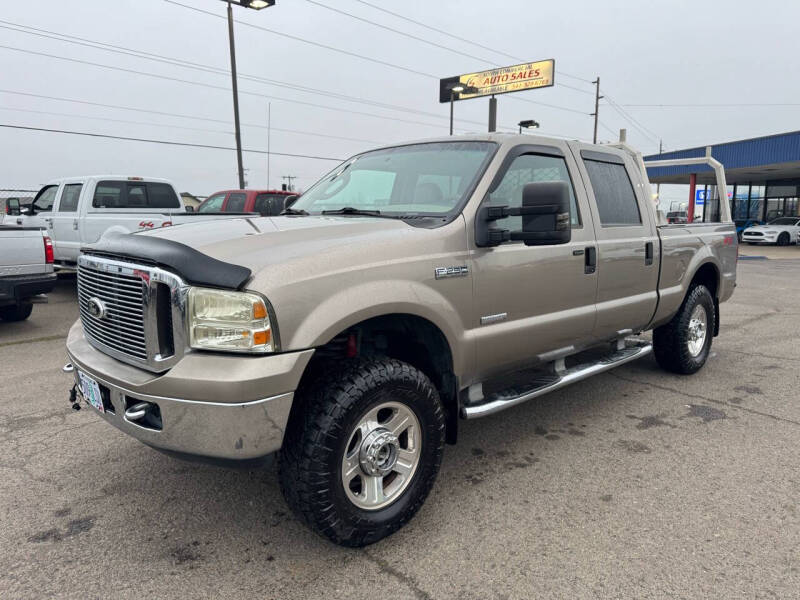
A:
[84,232,252,290]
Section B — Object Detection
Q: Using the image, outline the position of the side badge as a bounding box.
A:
[434,266,469,280]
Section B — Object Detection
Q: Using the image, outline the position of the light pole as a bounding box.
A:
[223,0,276,189]
[448,83,479,135]
[518,119,540,134]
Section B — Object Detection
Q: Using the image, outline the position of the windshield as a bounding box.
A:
[769,217,799,225]
[292,141,496,216]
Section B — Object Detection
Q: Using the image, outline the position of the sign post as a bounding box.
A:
[440,59,555,133]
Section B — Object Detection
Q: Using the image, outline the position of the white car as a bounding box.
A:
[3,176,252,269]
[742,217,800,246]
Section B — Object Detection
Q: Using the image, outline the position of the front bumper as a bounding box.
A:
[66,321,314,460]
[742,233,776,243]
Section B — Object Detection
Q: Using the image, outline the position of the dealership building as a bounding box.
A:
[645,130,800,225]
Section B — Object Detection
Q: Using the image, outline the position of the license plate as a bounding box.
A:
[78,370,104,413]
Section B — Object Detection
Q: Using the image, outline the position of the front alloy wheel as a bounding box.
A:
[279,358,445,547]
[341,401,421,510]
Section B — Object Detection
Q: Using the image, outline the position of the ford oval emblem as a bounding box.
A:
[87,297,107,320]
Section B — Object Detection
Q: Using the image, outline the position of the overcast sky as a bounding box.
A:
[1,0,798,196]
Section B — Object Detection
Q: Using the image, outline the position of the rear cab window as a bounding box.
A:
[581,154,642,226]
[92,181,180,209]
[255,193,288,216]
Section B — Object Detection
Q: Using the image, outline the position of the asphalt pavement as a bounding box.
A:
[1,261,798,599]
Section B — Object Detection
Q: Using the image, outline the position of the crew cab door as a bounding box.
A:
[50,182,83,262]
[471,143,598,379]
[570,146,660,339]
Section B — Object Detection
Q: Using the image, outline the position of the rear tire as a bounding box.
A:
[0,303,33,321]
[653,285,715,375]
[279,357,445,547]
[777,232,790,246]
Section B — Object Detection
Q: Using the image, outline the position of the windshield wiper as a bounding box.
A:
[321,206,382,216]
[279,207,309,216]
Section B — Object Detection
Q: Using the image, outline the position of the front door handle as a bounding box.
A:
[645,241,654,266]
[584,246,597,274]
[72,219,78,231]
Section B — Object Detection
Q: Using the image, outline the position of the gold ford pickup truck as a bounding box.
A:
[65,134,737,546]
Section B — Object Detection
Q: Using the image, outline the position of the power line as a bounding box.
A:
[0,22,470,123]
[602,93,660,146]
[0,45,479,131]
[348,0,595,85]
[0,124,345,161]
[301,0,594,97]
[0,105,380,144]
[162,0,590,115]
[620,103,800,108]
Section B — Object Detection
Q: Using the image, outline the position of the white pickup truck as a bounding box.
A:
[0,225,56,321]
[3,176,254,268]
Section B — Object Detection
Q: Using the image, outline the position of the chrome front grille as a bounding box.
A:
[78,263,147,360]
[77,254,188,372]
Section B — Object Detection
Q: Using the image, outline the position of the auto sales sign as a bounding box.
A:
[439,59,555,102]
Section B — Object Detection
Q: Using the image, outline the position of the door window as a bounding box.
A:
[226,193,247,212]
[487,153,581,232]
[198,193,226,213]
[583,159,641,226]
[59,184,82,212]
[32,185,59,212]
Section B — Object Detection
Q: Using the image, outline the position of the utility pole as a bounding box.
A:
[226,1,245,189]
[282,175,296,192]
[267,102,271,189]
[488,95,497,133]
[591,77,603,144]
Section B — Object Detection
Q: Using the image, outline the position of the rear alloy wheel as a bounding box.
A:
[653,284,715,375]
[279,357,445,547]
[777,232,790,246]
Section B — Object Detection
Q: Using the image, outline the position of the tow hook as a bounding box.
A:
[62,363,74,373]
[125,402,151,421]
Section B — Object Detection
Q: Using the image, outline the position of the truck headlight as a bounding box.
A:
[188,287,276,353]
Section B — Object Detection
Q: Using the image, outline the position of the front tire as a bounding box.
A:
[777,232,790,246]
[653,284,715,375]
[279,357,445,547]
[0,303,33,321]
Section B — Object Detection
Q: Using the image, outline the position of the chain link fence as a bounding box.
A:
[0,189,38,215]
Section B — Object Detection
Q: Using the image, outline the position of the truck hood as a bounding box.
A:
[140,215,429,279]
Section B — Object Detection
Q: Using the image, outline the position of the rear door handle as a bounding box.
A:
[584,246,597,274]
[645,241,654,266]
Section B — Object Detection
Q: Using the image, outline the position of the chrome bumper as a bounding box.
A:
[70,367,293,460]
[66,321,314,460]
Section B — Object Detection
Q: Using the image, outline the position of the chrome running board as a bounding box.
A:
[461,340,652,419]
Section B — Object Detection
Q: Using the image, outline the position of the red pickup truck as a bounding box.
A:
[196,189,295,216]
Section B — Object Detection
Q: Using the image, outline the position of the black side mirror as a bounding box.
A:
[515,181,571,246]
[185,205,195,212]
[6,198,20,216]
[284,195,298,209]
[476,181,571,247]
